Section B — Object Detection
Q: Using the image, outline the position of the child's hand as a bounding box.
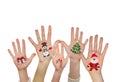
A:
[81,35,108,82]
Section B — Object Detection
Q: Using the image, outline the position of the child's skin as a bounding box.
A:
[81,35,108,82]
[8,39,36,82]
[28,25,53,82]
[52,40,69,82]
[51,27,88,82]
[62,27,88,80]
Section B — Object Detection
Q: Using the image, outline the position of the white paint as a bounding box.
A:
[90,57,99,64]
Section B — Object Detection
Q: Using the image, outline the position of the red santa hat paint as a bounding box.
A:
[91,53,98,58]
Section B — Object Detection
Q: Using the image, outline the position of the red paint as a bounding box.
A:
[49,47,52,50]
[39,49,42,52]
[17,57,25,64]
[88,62,100,71]
[21,57,25,60]
[57,59,62,68]
[17,58,20,62]
[88,53,100,71]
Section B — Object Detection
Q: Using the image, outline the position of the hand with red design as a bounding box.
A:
[62,27,88,80]
[28,25,52,62]
[81,35,109,82]
[52,40,69,82]
[8,39,36,82]
[28,25,52,82]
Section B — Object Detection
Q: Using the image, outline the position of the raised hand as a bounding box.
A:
[8,39,36,82]
[28,25,52,62]
[52,40,69,71]
[29,25,53,82]
[62,27,88,60]
[8,39,36,71]
[81,35,108,82]
[61,27,88,80]
[52,40,69,82]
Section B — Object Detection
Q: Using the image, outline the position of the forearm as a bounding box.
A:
[69,59,80,79]
[18,69,29,82]
[90,72,104,82]
[52,70,62,82]
[33,60,51,82]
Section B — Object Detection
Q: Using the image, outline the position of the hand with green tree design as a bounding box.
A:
[61,27,88,81]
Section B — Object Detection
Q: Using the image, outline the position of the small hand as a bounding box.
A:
[81,35,108,74]
[8,39,36,71]
[28,25,52,62]
[52,40,69,71]
[62,27,88,61]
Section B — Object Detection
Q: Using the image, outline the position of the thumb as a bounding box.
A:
[29,53,36,61]
[81,54,87,67]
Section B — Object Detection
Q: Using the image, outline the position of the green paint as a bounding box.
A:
[71,43,81,54]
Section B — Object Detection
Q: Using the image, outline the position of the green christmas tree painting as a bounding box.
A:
[71,43,81,54]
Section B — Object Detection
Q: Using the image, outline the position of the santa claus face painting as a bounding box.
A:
[87,53,100,71]
[90,56,99,64]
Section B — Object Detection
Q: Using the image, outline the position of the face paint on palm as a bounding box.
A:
[71,43,81,54]
[87,53,100,71]
[17,57,26,64]
[41,42,50,57]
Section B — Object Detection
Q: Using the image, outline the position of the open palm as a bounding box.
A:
[62,27,88,60]
[28,25,52,62]
[8,39,35,71]
[81,35,108,74]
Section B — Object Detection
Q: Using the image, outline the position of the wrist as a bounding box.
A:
[69,59,80,79]
[18,69,29,82]
[33,61,51,82]
[90,71,104,82]
[52,70,63,82]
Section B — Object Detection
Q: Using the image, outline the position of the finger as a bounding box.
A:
[64,56,69,65]
[53,40,61,56]
[47,25,52,43]
[98,37,103,53]
[61,41,69,54]
[28,37,37,47]
[75,27,79,41]
[79,31,83,42]
[41,25,46,41]
[52,57,56,65]
[81,54,87,66]
[94,35,98,51]
[12,41,17,55]
[16,39,21,54]
[29,53,36,61]
[8,49,14,59]
[71,27,74,42]
[56,42,59,55]
[27,53,36,65]
[22,39,26,57]
[88,36,93,53]
[35,29,41,43]
[61,43,64,58]
[84,39,88,46]
[80,39,88,53]
[102,43,109,57]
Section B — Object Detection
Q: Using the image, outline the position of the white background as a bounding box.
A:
[0,0,120,82]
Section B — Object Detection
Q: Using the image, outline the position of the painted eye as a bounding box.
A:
[43,46,47,49]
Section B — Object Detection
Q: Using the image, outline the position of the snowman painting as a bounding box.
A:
[42,42,50,57]
[87,53,100,71]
